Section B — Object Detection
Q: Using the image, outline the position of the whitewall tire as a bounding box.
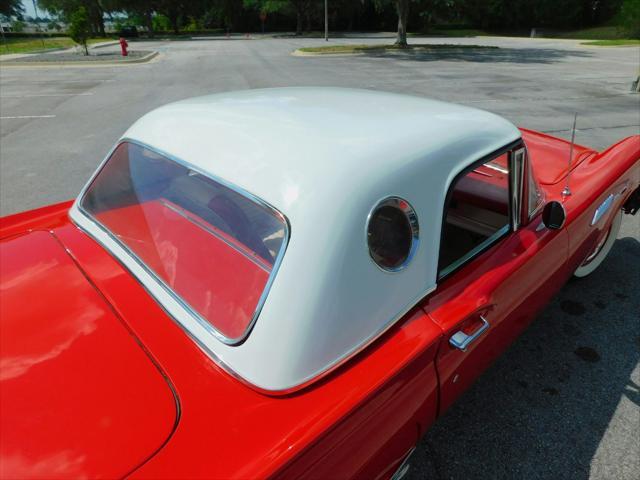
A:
[573,210,623,278]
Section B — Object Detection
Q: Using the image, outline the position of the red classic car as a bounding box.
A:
[1,88,638,479]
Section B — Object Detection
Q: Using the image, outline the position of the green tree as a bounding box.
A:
[68,6,91,54]
[10,19,25,31]
[38,0,107,35]
[244,0,312,35]
[116,0,156,37]
[0,0,23,17]
[48,20,63,30]
[620,0,640,37]
[152,13,171,31]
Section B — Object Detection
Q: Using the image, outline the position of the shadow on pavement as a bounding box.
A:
[409,233,640,479]
[354,47,593,65]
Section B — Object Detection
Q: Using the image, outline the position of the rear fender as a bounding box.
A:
[563,136,640,273]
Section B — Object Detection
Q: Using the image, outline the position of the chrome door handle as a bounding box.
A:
[449,316,490,352]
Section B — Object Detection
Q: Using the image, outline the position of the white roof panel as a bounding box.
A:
[72,88,521,392]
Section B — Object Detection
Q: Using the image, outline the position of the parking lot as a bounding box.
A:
[1,35,638,479]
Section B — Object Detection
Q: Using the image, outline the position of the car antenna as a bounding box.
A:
[562,113,577,198]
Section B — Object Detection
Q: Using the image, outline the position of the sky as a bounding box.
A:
[21,1,49,19]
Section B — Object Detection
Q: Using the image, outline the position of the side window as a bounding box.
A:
[438,152,511,278]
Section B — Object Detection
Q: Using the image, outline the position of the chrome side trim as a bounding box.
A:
[73,138,291,346]
[391,447,416,480]
[366,196,420,273]
[485,162,509,174]
[591,193,615,226]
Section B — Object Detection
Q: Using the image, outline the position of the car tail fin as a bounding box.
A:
[596,135,640,215]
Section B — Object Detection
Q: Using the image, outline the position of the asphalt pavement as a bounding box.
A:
[0,34,638,479]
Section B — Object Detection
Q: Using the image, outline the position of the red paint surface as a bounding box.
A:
[424,207,569,413]
[0,231,177,479]
[0,131,637,479]
[562,136,640,272]
[95,199,270,339]
[521,128,596,185]
[55,220,442,479]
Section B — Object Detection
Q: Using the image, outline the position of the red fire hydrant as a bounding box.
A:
[119,37,129,57]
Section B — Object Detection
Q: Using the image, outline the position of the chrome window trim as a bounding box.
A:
[437,139,522,281]
[74,138,291,346]
[366,196,420,273]
[524,148,545,220]
[528,196,545,220]
[510,147,526,231]
[439,224,510,278]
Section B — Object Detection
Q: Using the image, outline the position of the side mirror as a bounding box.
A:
[542,201,566,229]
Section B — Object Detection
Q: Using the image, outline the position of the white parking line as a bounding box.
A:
[24,79,114,84]
[0,115,56,119]
[0,93,94,98]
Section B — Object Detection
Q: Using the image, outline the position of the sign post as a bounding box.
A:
[324,0,328,41]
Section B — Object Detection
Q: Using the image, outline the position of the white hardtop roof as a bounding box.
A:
[125,88,519,222]
[74,88,521,392]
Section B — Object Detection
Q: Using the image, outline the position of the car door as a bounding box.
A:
[421,145,571,414]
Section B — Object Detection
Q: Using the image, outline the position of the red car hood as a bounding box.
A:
[0,231,177,479]
[521,128,596,185]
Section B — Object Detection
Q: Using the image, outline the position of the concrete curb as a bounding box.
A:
[292,45,500,57]
[90,41,120,50]
[0,41,118,61]
[0,48,65,62]
[0,50,159,67]
[292,49,366,57]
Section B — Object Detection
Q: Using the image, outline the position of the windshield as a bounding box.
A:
[80,141,288,342]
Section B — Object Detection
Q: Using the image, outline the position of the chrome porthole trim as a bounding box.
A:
[366,196,419,273]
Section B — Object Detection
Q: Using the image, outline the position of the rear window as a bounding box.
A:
[81,142,288,343]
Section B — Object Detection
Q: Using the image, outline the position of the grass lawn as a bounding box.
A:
[580,39,640,46]
[552,26,631,40]
[421,28,491,37]
[419,25,637,42]
[297,43,499,54]
[0,37,109,55]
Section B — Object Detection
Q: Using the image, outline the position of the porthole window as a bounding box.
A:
[367,197,419,272]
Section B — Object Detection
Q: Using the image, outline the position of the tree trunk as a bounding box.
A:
[145,10,154,38]
[395,0,409,47]
[88,2,105,37]
[83,42,88,56]
[296,9,303,36]
[97,6,105,36]
[169,7,179,34]
[171,14,179,34]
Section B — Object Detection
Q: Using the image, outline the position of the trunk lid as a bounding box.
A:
[0,231,177,479]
